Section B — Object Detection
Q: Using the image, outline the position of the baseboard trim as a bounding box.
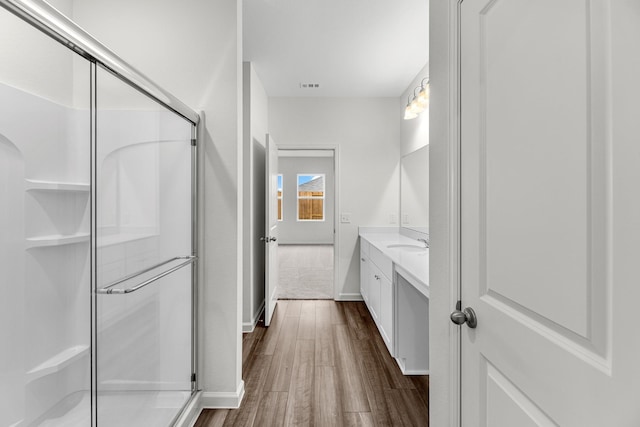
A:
[174,381,246,427]
[336,292,364,301]
[396,357,429,376]
[243,301,265,333]
[403,369,430,375]
[200,380,245,409]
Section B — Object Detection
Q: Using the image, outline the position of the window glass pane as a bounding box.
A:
[298,199,324,220]
[297,174,325,221]
[297,174,324,198]
[277,174,283,221]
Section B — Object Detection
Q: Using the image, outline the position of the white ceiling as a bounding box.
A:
[243,0,429,98]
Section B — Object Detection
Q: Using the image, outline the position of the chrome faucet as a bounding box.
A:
[417,238,429,248]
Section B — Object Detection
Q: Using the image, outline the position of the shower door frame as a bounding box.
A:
[91,64,200,425]
[0,1,201,425]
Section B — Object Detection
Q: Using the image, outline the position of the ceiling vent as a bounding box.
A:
[299,83,320,89]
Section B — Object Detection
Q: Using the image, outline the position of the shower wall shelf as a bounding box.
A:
[26,233,90,248]
[98,233,159,248]
[25,179,90,192]
[26,344,89,382]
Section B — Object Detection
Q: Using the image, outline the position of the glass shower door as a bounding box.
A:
[0,6,92,426]
[95,66,195,427]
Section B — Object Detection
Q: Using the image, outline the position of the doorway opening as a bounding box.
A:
[276,148,336,300]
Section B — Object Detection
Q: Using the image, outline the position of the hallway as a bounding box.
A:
[195,300,429,426]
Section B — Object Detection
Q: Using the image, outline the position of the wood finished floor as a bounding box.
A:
[194,300,429,427]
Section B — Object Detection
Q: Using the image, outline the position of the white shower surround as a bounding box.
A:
[1,79,194,426]
[0,81,91,427]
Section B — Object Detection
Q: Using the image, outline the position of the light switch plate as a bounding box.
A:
[340,212,352,223]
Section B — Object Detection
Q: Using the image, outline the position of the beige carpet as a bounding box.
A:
[277,244,334,299]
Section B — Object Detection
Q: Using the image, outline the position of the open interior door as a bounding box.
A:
[263,134,279,326]
[458,1,640,425]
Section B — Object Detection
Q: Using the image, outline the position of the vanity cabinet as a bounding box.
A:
[361,240,394,355]
[359,230,429,375]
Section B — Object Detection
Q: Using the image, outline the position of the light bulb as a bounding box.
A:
[404,104,418,120]
[416,84,429,107]
[409,97,425,114]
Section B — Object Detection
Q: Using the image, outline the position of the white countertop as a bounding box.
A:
[359,228,429,297]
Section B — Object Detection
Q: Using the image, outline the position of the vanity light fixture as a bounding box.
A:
[415,78,429,108]
[409,86,426,115]
[404,94,418,120]
[403,78,429,120]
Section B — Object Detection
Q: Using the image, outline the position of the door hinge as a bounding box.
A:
[191,373,196,382]
[191,138,197,146]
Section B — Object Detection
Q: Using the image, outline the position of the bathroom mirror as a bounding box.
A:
[400,145,429,233]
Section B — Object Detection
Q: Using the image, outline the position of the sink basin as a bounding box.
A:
[386,244,427,252]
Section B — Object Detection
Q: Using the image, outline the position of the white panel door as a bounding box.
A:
[459,0,640,425]
[264,134,279,326]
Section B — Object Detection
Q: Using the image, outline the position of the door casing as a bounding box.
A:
[277,144,340,300]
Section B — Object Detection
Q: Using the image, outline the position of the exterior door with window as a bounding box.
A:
[458,0,640,425]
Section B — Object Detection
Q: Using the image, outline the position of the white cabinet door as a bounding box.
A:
[360,251,369,303]
[379,272,393,354]
[459,1,640,425]
[368,265,381,322]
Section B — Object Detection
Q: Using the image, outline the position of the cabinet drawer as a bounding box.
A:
[370,245,393,280]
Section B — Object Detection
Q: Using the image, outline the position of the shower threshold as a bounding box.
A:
[34,390,192,427]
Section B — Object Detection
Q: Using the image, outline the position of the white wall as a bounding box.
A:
[242,62,268,332]
[400,62,430,157]
[72,0,244,403]
[278,155,335,244]
[269,97,400,299]
[0,0,76,107]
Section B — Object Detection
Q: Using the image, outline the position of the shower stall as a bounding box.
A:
[0,1,199,426]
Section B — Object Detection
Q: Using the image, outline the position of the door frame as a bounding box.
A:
[276,144,340,300]
[452,1,463,425]
[430,0,463,425]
